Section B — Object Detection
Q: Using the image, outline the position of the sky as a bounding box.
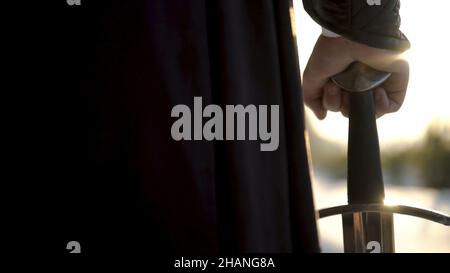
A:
[293,0,450,148]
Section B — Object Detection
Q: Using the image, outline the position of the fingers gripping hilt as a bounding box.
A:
[317,62,449,253]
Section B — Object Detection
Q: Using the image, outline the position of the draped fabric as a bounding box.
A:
[40,0,319,254]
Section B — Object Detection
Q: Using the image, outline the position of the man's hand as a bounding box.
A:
[302,35,409,119]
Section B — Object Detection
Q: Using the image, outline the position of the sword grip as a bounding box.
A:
[331,62,394,253]
[347,90,384,204]
[331,62,390,204]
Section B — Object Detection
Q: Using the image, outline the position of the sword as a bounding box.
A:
[317,62,450,253]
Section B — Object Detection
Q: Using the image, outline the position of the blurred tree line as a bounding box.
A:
[383,123,450,188]
[307,121,450,189]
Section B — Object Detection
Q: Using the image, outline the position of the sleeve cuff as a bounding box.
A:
[321,27,341,38]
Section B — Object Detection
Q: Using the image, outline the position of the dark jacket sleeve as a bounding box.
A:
[303,0,410,51]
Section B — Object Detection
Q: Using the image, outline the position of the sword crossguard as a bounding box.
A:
[318,204,450,226]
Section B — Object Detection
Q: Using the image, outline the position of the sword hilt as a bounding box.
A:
[332,62,392,253]
[332,62,390,204]
[317,62,450,253]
